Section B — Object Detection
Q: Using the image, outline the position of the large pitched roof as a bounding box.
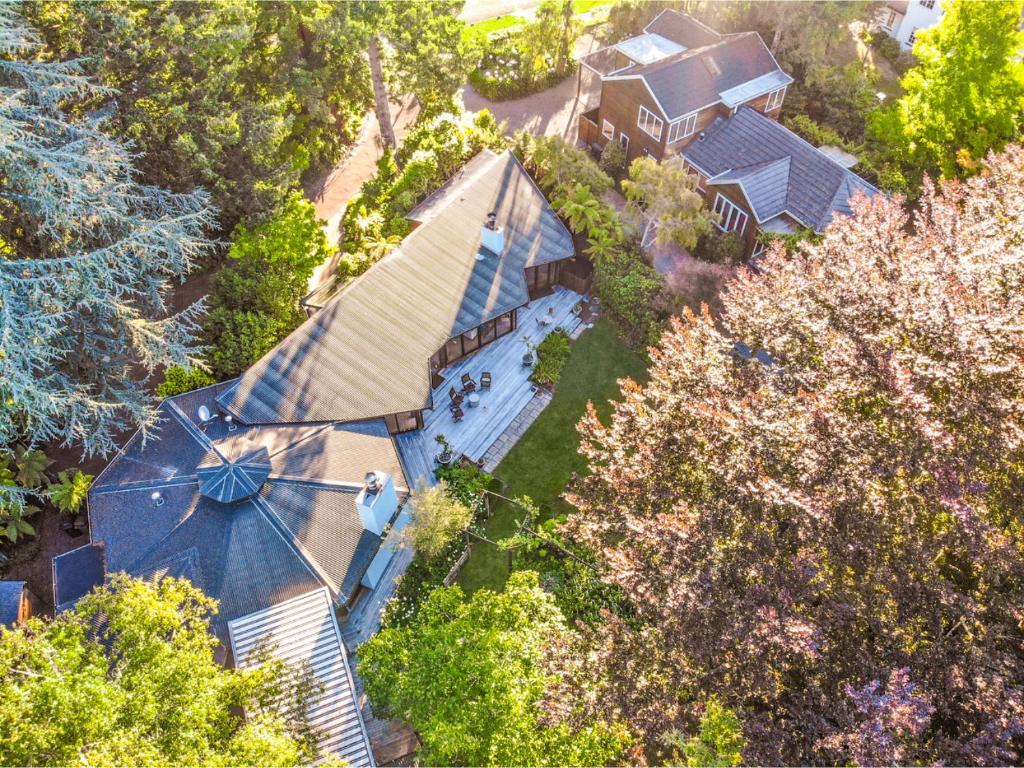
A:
[87,384,408,637]
[643,9,722,48]
[608,31,790,120]
[217,149,573,426]
[681,107,881,231]
[229,589,375,767]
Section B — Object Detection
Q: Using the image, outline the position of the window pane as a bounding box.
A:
[481,320,496,345]
[445,336,462,362]
[496,312,513,336]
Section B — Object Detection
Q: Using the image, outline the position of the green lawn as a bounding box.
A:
[458,318,649,594]
[463,14,526,42]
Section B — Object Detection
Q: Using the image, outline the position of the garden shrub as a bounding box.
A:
[783,113,851,151]
[693,229,745,266]
[870,30,903,64]
[156,366,216,398]
[531,329,571,387]
[598,139,627,180]
[203,309,286,380]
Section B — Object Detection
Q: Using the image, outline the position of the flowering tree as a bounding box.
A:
[0,6,216,457]
[558,147,1024,764]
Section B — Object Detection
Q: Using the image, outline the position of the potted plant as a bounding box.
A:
[521,335,537,367]
[434,434,454,466]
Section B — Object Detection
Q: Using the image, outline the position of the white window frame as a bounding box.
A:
[601,119,615,140]
[765,86,786,112]
[919,0,935,8]
[907,28,918,45]
[637,105,664,141]
[751,238,768,259]
[695,172,707,192]
[618,132,629,149]
[667,112,698,144]
[712,193,748,236]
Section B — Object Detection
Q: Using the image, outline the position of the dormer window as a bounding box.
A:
[765,86,786,111]
[702,55,721,76]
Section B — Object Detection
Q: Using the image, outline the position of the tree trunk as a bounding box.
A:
[367,34,396,150]
[771,25,784,54]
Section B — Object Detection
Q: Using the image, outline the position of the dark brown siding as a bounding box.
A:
[745,88,785,119]
[701,183,760,259]
[595,79,667,163]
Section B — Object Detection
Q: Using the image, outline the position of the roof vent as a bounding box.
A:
[698,130,706,141]
[365,471,380,493]
[196,446,271,504]
[481,212,505,255]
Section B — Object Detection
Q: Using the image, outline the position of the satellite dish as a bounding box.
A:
[197,405,211,423]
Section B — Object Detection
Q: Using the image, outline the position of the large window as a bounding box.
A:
[764,86,786,111]
[667,112,698,143]
[601,119,615,140]
[919,0,935,8]
[495,311,514,337]
[712,193,748,236]
[637,105,663,141]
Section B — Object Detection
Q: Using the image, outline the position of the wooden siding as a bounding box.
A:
[701,182,760,259]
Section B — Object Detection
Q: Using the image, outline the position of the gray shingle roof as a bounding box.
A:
[87,383,408,638]
[643,9,722,48]
[681,107,881,231]
[610,32,789,120]
[217,149,574,426]
[52,542,105,613]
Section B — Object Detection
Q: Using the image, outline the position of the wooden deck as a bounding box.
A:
[395,287,584,488]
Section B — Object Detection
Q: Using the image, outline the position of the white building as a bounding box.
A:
[878,0,945,50]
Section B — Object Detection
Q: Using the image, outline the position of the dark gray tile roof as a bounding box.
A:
[53,542,105,613]
[611,32,787,120]
[0,581,24,626]
[643,9,722,48]
[217,149,574,426]
[681,107,881,231]
[86,384,408,638]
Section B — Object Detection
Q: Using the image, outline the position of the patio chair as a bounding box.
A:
[461,373,477,393]
[450,405,464,422]
[480,371,492,390]
[449,387,464,406]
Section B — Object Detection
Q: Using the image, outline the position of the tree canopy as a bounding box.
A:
[0,575,318,766]
[871,0,1024,180]
[622,156,710,250]
[557,147,1024,765]
[0,4,216,457]
[358,570,632,766]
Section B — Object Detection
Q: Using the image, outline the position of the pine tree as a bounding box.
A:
[0,5,216,457]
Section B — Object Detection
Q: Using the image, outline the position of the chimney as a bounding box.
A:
[480,211,504,255]
[356,471,399,535]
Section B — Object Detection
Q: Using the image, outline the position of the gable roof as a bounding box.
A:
[52,542,106,613]
[217,149,574,426]
[86,383,408,638]
[643,8,722,48]
[229,589,374,767]
[607,31,791,120]
[681,107,881,231]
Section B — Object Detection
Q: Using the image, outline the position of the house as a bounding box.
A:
[0,580,38,627]
[578,9,792,163]
[679,106,881,260]
[48,147,579,766]
[877,0,943,50]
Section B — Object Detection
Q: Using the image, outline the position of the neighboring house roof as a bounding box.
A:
[643,8,722,48]
[607,31,791,120]
[681,107,881,231]
[52,542,105,613]
[218,149,574,426]
[0,581,24,626]
[229,589,374,767]
[86,383,409,638]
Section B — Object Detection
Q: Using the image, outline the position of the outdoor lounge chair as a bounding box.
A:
[451,405,464,422]
[461,373,477,393]
[449,387,464,406]
[480,371,492,390]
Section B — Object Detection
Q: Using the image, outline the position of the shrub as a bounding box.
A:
[870,30,903,64]
[596,258,666,347]
[531,329,571,387]
[48,469,93,515]
[404,481,473,561]
[157,366,216,398]
[598,139,627,179]
[693,229,745,266]
[783,113,851,151]
[203,309,286,380]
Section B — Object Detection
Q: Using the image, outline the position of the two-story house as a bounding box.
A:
[877,0,944,50]
[578,9,792,163]
[679,107,881,261]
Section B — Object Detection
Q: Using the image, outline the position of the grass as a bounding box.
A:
[463,14,527,42]
[457,318,649,594]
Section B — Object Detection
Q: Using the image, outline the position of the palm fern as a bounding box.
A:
[49,469,93,515]
[14,446,52,488]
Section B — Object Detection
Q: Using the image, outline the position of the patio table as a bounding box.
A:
[467,393,481,408]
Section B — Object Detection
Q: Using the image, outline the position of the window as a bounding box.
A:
[751,238,768,260]
[882,9,897,29]
[619,132,629,149]
[764,86,786,111]
[495,312,514,337]
[444,336,462,363]
[480,320,496,345]
[637,105,663,141]
[667,112,698,143]
[907,28,918,45]
[462,326,479,354]
[712,193,748,236]
[601,119,614,140]
[695,172,707,192]
[919,0,934,8]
